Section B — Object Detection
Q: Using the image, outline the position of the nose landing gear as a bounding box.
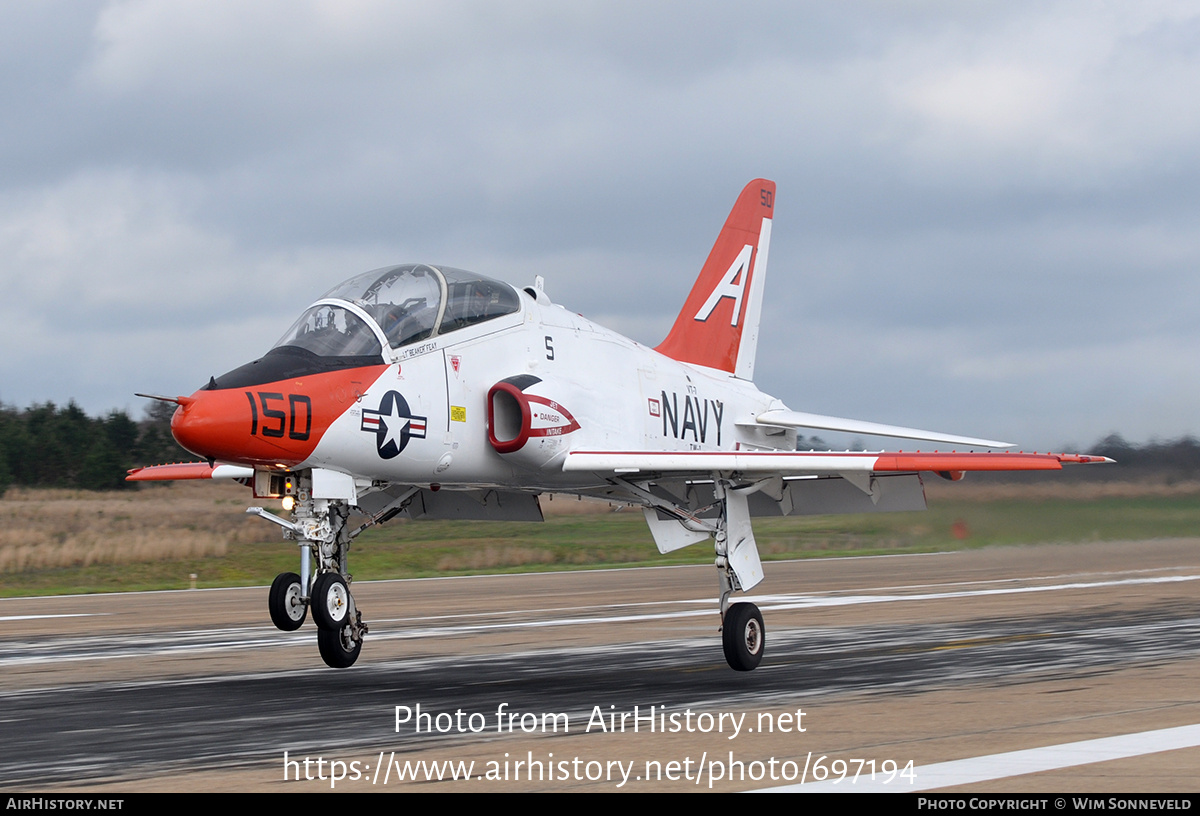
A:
[251,481,367,669]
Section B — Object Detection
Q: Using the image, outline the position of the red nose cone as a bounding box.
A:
[171,388,303,466]
[171,390,242,462]
[169,364,389,467]
[169,384,337,468]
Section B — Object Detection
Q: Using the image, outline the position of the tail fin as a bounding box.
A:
[655,178,774,380]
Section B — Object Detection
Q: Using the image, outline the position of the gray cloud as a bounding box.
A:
[2,1,1197,450]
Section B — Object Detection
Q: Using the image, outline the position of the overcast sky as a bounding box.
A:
[2,1,1197,451]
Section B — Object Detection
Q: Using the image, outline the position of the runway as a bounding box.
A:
[2,538,1199,792]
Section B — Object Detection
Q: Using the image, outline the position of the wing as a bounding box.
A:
[564,448,1111,513]
[564,449,1112,566]
[563,449,1111,477]
[126,463,546,522]
[126,462,254,481]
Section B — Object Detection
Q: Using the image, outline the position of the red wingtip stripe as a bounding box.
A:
[872,452,1111,472]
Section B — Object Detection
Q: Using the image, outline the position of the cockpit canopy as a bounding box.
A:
[273,304,381,358]
[275,264,521,358]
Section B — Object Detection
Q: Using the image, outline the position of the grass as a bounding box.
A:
[1,479,1197,597]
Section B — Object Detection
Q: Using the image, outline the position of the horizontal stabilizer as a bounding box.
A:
[754,409,1013,448]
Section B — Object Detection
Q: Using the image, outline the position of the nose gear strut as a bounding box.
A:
[249,473,367,668]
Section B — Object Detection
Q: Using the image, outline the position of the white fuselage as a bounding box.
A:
[299,292,791,492]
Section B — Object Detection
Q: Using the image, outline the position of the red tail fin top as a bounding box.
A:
[655,179,774,378]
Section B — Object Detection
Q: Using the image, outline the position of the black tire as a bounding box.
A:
[268,572,307,631]
[317,624,362,668]
[722,602,765,671]
[311,573,351,631]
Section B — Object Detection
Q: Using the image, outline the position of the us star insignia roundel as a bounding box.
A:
[360,390,427,459]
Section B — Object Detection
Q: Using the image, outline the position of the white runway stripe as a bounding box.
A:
[758,724,1200,792]
[3,572,1198,666]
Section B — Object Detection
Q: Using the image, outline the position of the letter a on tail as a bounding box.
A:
[655,178,774,380]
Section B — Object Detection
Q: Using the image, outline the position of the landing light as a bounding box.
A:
[281,496,296,512]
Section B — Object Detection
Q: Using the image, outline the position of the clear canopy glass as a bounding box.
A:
[274,264,521,357]
[273,304,383,358]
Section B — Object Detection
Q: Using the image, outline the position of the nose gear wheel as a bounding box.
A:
[268,572,307,631]
[317,616,364,668]
[311,573,351,630]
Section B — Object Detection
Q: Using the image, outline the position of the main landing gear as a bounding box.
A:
[721,601,764,672]
[716,548,765,672]
[617,475,769,672]
[251,483,368,669]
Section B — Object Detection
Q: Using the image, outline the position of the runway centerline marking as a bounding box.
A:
[759,723,1200,792]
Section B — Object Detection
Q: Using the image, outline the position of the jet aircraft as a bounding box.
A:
[129,179,1109,671]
